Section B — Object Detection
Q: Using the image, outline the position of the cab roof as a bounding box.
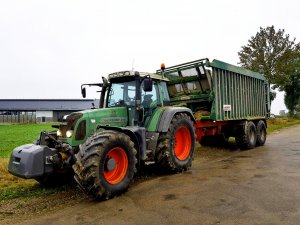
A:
[108,71,169,82]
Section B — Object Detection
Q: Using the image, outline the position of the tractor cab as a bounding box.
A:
[105,71,169,127]
[53,71,169,149]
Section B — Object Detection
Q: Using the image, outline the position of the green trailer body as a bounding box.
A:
[209,59,270,121]
[157,58,270,122]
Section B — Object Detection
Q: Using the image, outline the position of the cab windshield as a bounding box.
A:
[107,81,136,107]
[107,79,161,110]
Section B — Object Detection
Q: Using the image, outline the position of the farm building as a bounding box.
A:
[0,99,98,123]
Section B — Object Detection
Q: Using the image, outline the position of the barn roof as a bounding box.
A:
[0,99,98,111]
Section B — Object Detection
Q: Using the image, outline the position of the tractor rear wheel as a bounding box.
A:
[73,130,137,200]
[236,121,257,150]
[155,113,195,172]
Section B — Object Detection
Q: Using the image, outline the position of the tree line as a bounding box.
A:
[238,25,300,116]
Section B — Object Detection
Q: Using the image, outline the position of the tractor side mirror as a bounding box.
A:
[102,76,108,88]
[143,78,153,92]
[81,87,86,98]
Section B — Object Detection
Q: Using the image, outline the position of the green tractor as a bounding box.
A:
[8,71,195,199]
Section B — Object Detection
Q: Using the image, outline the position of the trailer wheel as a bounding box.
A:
[155,113,195,172]
[73,130,137,200]
[236,121,257,150]
[256,120,267,146]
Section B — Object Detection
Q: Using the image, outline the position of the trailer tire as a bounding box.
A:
[256,120,267,146]
[236,121,257,150]
[73,130,137,200]
[155,113,195,172]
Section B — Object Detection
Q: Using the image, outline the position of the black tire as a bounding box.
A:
[73,130,137,200]
[256,120,267,146]
[155,113,195,172]
[236,121,257,150]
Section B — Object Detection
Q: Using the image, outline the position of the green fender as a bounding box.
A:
[147,107,195,133]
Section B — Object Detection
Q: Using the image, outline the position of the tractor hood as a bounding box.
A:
[85,107,129,128]
[63,107,129,147]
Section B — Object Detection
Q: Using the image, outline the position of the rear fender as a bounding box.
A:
[157,107,195,132]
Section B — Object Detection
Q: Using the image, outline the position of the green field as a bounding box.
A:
[0,123,57,158]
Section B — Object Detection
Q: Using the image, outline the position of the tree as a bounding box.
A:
[238,26,300,115]
[284,61,300,116]
[295,97,300,113]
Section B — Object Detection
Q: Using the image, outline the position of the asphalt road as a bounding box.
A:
[17,125,300,225]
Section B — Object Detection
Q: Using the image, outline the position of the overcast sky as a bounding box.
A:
[0,0,299,114]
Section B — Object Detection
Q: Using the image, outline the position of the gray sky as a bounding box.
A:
[0,0,299,114]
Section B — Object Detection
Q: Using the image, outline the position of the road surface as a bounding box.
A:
[5,125,300,225]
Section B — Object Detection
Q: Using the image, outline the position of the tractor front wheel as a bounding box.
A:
[155,113,195,172]
[73,130,137,200]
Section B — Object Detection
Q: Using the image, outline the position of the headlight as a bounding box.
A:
[66,130,73,138]
[57,129,62,137]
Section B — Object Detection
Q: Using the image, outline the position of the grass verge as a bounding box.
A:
[0,159,57,200]
[267,117,300,133]
[0,123,59,200]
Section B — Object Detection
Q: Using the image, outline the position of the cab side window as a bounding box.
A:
[142,82,159,109]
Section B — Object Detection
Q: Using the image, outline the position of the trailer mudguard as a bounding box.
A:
[8,144,55,179]
[157,107,195,132]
